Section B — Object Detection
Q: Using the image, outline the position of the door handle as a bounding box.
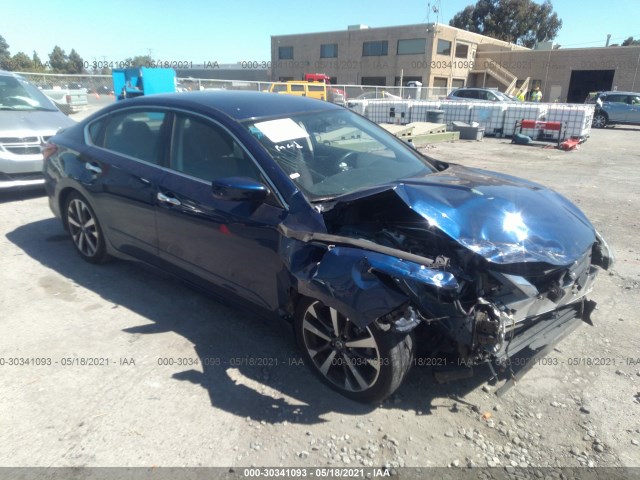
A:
[157,192,181,206]
[85,162,102,175]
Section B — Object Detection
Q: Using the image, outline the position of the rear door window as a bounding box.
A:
[96,110,167,165]
[605,94,628,103]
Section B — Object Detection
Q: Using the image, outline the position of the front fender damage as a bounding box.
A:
[279,224,459,332]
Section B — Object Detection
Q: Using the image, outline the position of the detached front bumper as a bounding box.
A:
[433,300,592,394]
[493,301,591,396]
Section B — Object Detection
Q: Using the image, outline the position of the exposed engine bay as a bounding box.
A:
[284,181,614,371]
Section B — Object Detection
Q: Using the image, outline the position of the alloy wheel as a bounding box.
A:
[67,198,100,258]
[592,114,607,128]
[301,301,381,392]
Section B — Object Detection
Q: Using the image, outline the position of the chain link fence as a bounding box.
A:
[16,72,452,101]
[16,72,113,95]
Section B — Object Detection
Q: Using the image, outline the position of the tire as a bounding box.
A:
[295,297,414,403]
[592,113,607,128]
[64,192,109,264]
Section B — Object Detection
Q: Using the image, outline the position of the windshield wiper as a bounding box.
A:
[309,196,338,203]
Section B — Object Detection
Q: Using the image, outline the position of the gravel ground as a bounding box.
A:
[0,120,639,473]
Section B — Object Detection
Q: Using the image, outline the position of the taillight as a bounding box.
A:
[42,143,58,160]
[65,94,71,104]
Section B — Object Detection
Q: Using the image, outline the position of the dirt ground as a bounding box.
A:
[1,121,639,474]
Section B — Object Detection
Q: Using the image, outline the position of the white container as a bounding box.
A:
[346,99,368,116]
[503,103,548,137]
[441,101,473,124]
[546,104,594,139]
[409,101,442,122]
[364,100,411,125]
[470,103,507,136]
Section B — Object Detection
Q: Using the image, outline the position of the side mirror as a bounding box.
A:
[211,177,270,203]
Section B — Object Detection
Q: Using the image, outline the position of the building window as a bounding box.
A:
[361,76,387,86]
[320,44,338,58]
[278,46,293,60]
[436,39,451,56]
[455,44,469,59]
[363,41,388,57]
[452,79,465,89]
[433,77,448,88]
[397,38,426,55]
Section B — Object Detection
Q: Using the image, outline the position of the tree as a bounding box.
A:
[450,0,562,48]
[67,49,84,73]
[0,34,11,70]
[32,51,46,72]
[48,45,68,73]
[8,52,32,71]
[622,37,640,46]
[124,55,153,68]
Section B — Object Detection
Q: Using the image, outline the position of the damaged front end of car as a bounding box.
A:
[280,167,614,396]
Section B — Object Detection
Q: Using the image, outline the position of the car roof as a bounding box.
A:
[453,88,499,91]
[112,90,341,121]
[598,91,639,95]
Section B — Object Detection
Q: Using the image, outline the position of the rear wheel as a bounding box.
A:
[592,112,607,128]
[64,192,109,264]
[295,297,414,403]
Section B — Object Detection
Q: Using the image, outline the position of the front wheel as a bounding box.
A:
[295,298,414,403]
[64,192,109,264]
[592,113,607,128]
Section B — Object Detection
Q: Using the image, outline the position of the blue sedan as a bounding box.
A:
[43,91,613,402]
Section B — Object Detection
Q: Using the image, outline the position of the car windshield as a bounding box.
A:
[0,75,57,111]
[245,109,437,201]
[493,91,512,101]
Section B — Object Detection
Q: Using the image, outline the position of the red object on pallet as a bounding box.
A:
[519,120,562,131]
[559,138,580,151]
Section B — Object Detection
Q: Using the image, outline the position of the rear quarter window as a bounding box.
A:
[87,118,106,145]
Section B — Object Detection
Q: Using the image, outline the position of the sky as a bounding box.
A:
[1,0,639,66]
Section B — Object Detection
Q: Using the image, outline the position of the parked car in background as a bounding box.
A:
[43,91,612,402]
[586,91,640,128]
[446,87,513,102]
[0,70,75,190]
[269,81,332,102]
[355,90,403,100]
[39,85,88,115]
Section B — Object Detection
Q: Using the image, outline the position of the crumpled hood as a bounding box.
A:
[333,164,597,266]
[0,110,74,137]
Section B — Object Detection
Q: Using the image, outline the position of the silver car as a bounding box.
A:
[0,71,75,189]
[589,91,640,128]
[446,87,514,102]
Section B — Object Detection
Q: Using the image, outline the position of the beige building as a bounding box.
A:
[271,23,640,102]
[271,23,527,87]
[472,43,640,102]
